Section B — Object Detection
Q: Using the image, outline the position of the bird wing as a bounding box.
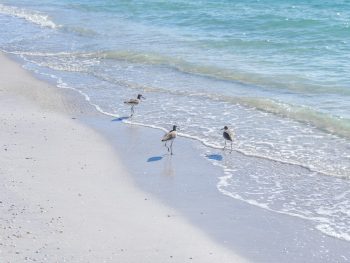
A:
[161,131,176,141]
[224,130,234,141]
[230,130,235,138]
[124,99,139,104]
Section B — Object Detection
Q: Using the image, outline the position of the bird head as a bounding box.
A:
[137,94,145,100]
[172,125,177,131]
[221,126,229,130]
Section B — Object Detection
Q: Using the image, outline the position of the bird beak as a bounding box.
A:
[220,128,224,130]
[142,96,146,99]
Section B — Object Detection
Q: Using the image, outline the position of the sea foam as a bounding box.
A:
[0,4,59,29]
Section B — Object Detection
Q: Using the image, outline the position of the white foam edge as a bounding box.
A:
[0,3,60,29]
[211,159,350,242]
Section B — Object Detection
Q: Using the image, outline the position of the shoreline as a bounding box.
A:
[1,52,350,262]
[0,52,247,262]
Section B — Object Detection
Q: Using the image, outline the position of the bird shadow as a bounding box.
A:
[147,156,164,162]
[205,153,223,161]
[111,116,129,122]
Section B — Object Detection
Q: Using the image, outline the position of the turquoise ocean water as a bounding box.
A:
[1,0,350,241]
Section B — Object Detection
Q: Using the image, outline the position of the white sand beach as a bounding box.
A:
[0,52,248,262]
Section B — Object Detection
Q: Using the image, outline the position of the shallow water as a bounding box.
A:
[1,0,349,241]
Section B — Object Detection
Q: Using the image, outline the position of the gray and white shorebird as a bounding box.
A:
[124,94,145,117]
[161,125,177,155]
[221,126,234,152]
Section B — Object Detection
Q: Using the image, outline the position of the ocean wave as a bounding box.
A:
[90,50,350,96]
[10,49,350,96]
[0,4,59,29]
[234,97,350,139]
[11,50,350,140]
[10,51,100,73]
[90,74,350,141]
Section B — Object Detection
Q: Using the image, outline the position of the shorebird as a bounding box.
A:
[124,94,145,117]
[221,126,234,152]
[161,125,177,155]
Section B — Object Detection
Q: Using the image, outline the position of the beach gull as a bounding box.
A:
[161,125,177,155]
[124,94,145,117]
[221,126,234,153]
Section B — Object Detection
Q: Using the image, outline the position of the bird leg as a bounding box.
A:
[130,105,135,117]
[164,141,169,152]
[230,141,233,153]
[223,140,226,150]
[170,140,174,155]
